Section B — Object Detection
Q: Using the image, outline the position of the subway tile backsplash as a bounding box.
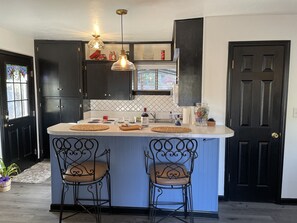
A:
[91,95,182,113]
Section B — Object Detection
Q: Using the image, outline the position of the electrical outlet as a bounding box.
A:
[293,108,297,118]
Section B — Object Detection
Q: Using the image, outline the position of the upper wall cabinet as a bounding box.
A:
[174,18,203,106]
[35,41,83,97]
[84,61,132,100]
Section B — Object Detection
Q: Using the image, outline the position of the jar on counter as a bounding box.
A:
[195,103,209,126]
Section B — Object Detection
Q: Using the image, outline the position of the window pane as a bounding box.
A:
[8,102,15,119]
[6,64,14,82]
[6,83,14,101]
[137,69,156,90]
[158,69,176,90]
[20,66,28,83]
[15,101,22,118]
[21,84,28,99]
[22,100,29,116]
[14,84,21,100]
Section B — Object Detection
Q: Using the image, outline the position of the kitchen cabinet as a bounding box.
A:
[174,18,203,106]
[84,61,132,100]
[35,40,84,158]
[35,41,83,97]
[41,97,82,158]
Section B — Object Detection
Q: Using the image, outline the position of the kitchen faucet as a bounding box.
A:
[150,112,157,123]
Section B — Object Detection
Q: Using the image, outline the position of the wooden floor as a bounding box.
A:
[1,179,297,223]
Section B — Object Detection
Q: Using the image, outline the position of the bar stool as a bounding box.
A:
[144,137,198,223]
[52,137,111,223]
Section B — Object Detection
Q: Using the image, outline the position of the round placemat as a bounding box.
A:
[70,124,109,131]
[151,126,191,133]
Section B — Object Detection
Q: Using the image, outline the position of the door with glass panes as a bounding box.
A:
[0,51,37,170]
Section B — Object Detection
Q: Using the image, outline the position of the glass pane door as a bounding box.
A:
[6,64,29,119]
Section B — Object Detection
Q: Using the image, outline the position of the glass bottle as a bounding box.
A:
[141,107,149,127]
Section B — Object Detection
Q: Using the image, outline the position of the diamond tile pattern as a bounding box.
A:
[91,95,182,112]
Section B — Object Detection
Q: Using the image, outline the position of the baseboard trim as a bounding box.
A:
[50,204,218,218]
[280,198,297,205]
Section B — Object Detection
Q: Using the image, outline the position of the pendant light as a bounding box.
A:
[111,9,136,71]
[87,34,104,50]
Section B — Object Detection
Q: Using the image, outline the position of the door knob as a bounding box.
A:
[271,132,279,139]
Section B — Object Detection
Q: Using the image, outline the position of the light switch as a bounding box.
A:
[293,108,297,118]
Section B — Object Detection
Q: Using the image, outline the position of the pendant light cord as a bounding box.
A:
[121,14,124,50]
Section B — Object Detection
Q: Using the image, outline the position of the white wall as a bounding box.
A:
[203,14,297,198]
[0,27,34,56]
[0,27,34,159]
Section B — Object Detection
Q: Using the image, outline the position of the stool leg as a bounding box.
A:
[59,184,66,223]
[106,173,112,210]
[184,186,188,219]
[188,184,194,223]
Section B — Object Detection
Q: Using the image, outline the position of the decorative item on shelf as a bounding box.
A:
[207,118,216,127]
[109,51,117,61]
[195,103,209,126]
[161,50,165,60]
[111,9,136,71]
[89,50,101,60]
[97,53,107,60]
[0,158,20,192]
[87,34,105,50]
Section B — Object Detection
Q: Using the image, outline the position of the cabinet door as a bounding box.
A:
[108,70,132,100]
[41,97,60,158]
[60,98,82,123]
[85,61,132,100]
[36,41,82,97]
[85,62,108,99]
[174,18,203,106]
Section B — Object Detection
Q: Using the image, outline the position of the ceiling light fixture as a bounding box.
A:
[111,9,135,71]
[87,34,104,50]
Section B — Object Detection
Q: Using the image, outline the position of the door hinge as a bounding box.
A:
[228,173,231,182]
[84,65,87,71]
[30,71,34,77]
[40,103,42,107]
[36,47,39,52]
[39,88,41,92]
[229,118,232,127]
[231,59,234,69]
[34,148,37,155]
[32,110,36,117]
[80,104,82,108]
[79,88,82,93]
[78,47,81,52]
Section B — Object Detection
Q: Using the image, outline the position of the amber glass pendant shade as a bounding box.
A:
[111,9,135,71]
[87,34,104,49]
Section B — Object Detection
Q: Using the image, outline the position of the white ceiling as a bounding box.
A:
[0,0,296,42]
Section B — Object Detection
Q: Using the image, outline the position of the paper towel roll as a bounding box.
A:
[183,107,190,124]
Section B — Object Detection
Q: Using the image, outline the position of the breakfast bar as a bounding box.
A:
[48,123,233,217]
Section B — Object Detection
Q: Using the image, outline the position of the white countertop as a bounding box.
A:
[47,123,234,138]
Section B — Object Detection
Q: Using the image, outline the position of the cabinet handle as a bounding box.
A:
[104,94,107,96]
[57,88,60,91]
[108,94,111,97]
[60,105,64,108]
[57,105,60,108]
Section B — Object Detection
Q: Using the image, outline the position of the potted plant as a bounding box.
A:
[207,118,216,127]
[0,158,20,192]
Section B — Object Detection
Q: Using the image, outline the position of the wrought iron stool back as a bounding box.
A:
[145,137,198,223]
[52,137,111,223]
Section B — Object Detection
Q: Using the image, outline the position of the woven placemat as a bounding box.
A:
[151,126,191,133]
[70,124,109,131]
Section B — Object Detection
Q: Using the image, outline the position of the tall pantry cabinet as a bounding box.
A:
[35,41,84,158]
